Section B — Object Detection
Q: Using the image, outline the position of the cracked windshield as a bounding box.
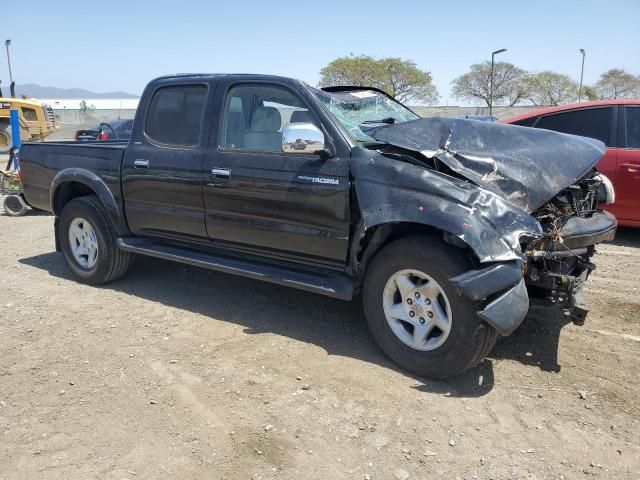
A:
[313,88,418,143]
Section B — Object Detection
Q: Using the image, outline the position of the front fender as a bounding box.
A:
[50,168,129,236]
[351,148,542,263]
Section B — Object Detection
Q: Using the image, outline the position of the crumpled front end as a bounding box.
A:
[451,172,616,335]
[362,117,616,336]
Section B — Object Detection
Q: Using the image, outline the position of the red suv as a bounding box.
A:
[502,100,640,227]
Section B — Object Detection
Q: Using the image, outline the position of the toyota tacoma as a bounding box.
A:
[18,74,617,379]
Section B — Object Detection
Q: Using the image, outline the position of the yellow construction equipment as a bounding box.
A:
[0,87,58,153]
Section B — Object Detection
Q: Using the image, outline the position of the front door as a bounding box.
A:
[203,82,350,268]
[122,82,211,241]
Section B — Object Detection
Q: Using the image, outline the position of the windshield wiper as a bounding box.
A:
[361,117,396,125]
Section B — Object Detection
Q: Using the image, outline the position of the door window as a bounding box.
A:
[21,107,38,121]
[625,107,640,148]
[145,85,207,146]
[535,107,612,145]
[220,84,313,152]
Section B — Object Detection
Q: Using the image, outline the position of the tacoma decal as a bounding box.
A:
[297,175,339,185]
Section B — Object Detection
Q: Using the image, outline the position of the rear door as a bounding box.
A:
[614,106,640,224]
[122,82,211,241]
[203,81,351,268]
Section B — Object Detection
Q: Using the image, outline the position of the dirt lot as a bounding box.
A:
[0,208,639,480]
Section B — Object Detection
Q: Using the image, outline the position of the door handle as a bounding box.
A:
[134,159,149,169]
[211,168,231,178]
[621,163,638,172]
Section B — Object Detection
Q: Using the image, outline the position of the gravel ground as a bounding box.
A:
[0,208,639,479]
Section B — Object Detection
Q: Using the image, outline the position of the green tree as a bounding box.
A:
[79,100,96,123]
[318,55,439,104]
[581,86,597,101]
[79,100,96,113]
[451,61,528,107]
[595,69,640,99]
[525,71,579,106]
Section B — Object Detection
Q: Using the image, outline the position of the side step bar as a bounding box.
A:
[116,237,354,300]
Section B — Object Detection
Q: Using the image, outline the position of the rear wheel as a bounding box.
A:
[58,196,132,284]
[363,235,497,379]
[3,194,28,216]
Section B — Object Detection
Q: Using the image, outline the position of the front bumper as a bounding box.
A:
[524,210,617,324]
[451,262,529,336]
[477,279,529,335]
[534,210,617,251]
[451,210,617,335]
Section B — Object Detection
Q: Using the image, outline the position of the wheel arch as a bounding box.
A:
[51,168,129,236]
[350,220,476,282]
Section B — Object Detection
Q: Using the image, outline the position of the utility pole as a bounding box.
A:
[578,49,585,102]
[489,48,507,116]
[4,39,13,84]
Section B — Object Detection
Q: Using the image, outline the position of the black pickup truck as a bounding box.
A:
[19,74,617,379]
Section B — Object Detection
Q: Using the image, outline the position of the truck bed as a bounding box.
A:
[19,141,127,212]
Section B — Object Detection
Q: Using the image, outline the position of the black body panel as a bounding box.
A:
[19,141,127,217]
[349,147,542,263]
[203,150,350,266]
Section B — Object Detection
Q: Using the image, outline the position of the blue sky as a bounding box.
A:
[4,0,640,104]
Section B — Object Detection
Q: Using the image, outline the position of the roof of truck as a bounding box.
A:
[152,73,304,83]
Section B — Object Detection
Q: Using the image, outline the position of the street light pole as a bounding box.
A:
[578,49,585,102]
[489,48,507,116]
[4,39,13,85]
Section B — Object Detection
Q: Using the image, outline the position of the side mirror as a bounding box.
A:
[282,122,326,155]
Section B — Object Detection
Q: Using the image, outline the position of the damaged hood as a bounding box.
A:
[370,117,605,212]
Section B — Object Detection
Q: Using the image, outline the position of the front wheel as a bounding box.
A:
[58,196,133,284]
[363,236,497,379]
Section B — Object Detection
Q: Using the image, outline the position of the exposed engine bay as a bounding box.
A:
[524,171,616,324]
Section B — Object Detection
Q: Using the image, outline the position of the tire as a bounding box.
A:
[3,194,28,216]
[0,124,11,154]
[58,196,132,284]
[363,235,497,380]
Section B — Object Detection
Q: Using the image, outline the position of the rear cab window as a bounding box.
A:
[145,84,208,146]
[535,107,613,146]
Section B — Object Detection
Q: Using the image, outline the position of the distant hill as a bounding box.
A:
[10,83,139,99]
